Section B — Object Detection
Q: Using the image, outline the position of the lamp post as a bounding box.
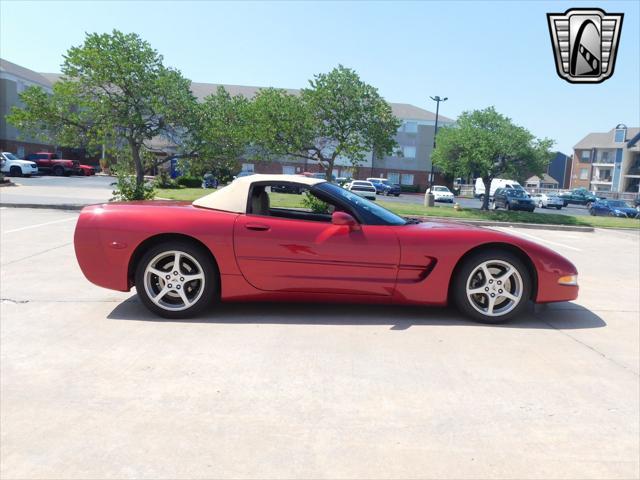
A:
[429,95,447,188]
[424,96,447,207]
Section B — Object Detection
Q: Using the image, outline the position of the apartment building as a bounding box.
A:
[2,58,453,188]
[0,58,55,156]
[571,124,640,193]
[190,83,453,189]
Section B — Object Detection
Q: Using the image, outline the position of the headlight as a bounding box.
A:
[558,275,578,286]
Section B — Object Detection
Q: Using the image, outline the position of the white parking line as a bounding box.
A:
[3,217,76,234]
[492,227,583,252]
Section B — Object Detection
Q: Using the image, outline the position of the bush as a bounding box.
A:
[400,184,420,193]
[301,191,329,213]
[176,176,202,188]
[154,171,178,189]
[112,172,155,201]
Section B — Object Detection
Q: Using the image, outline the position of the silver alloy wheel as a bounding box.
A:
[465,260,523,317]
[143,250,206,312]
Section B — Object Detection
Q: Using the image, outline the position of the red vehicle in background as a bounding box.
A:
[77,164,96,176]
[25,152,79,176]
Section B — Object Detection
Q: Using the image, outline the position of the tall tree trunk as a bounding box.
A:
[129,139,144,187]
[481,176,492,210]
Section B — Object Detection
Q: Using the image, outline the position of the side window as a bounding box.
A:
[248,183,338,222]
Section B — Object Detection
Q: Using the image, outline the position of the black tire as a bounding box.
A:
[563,202,568,207]
[134,240,218,319]
[555,206,561,210]
[394,194,399,197]
[452,249,532,324]
[53,165,64,176]
[9,166,22,177]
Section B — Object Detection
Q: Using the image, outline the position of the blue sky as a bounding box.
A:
[1,0,638,153]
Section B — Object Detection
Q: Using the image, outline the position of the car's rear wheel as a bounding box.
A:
[53,165,64,176]
[9,166,22,177]
[452,250,531,323]
[555,206,562,210]
[135,241,217,319]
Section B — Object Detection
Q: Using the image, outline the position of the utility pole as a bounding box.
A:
[429,95,447,188]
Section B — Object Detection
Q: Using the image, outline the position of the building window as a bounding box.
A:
[282,165,295,175]
[579,168,589,180]
[400,173,414,185]
[614,128,626,143]
[580,150,591,162]
[403,146,416,158]
[404,122,417,133]
[601,151,609,162]
[388,172,400,184]
[242,163,254,172]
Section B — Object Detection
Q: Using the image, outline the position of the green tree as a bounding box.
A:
[432,107,553,210]
[248,65,400,180]
[184,86,251,183]
[8,30,195,197]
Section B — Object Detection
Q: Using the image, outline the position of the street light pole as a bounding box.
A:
[429,95,447,188]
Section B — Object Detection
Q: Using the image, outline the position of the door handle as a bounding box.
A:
[245,223,270,231]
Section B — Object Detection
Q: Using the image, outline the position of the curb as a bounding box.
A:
[0,203,87,211]
[409,216,595,232]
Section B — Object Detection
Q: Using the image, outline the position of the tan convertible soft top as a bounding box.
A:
[192,174,325,213]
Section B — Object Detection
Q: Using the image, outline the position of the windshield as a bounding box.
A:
[506,189,528,198]
[608,200,631,208]
[316,182,406,225]
[433,186,449,192]
[3,153,18,160]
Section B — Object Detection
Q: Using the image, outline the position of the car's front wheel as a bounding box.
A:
[135,241,217,319]
[452,250,531,323]
[9,166,22,177]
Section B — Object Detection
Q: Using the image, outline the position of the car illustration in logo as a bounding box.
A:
[547,8,623,84]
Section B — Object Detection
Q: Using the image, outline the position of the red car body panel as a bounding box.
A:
[78,165,96,175]
[74,201,578,306]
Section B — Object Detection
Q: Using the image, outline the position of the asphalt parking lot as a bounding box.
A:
[1,207,639,479]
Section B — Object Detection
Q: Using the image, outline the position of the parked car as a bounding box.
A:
[0,152,38,177]
[345,180,377,200]
[201,173,218,189]
[426,185,455,203]
[271,183,303,194]
[25,152,79,176]
[588,200,639,218]
[74,173,579,323]
[474,178,525,201]
[558,188,600,207]
[366,178,401,196]
[77,164,96,176]
[493,188,536,212]
[530,193,563,210]
[335,176,352,186]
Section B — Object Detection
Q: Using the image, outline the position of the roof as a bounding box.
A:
[0,58,53,87]
[37,73,450,122]
[190,82,452,121]
[192,174,325,213]
[574,127,640,149]
[526,173,558,185]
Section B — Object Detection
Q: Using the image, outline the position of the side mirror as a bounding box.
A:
[332,211,360,231]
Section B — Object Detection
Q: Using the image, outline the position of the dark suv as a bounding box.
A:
[493,188,535,212]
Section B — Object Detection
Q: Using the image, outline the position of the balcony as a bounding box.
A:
[624,166,640,178]
[591,176,612,185]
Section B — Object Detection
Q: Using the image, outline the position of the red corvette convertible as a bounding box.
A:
[74,174,578,323]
